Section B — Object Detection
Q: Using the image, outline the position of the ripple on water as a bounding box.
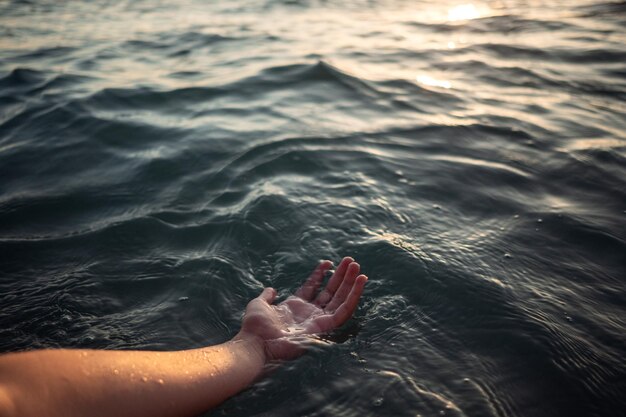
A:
[1,1,625,416]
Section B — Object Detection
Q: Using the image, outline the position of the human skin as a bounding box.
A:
[0,257,367,417]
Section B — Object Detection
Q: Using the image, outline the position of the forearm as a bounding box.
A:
[0,332,265,417]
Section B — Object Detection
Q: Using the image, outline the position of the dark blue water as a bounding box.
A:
[1,0,625,416]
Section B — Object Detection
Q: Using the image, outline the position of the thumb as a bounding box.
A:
[258,287,277,304]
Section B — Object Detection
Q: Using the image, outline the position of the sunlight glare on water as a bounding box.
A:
[416,74,453,89]
[447,3,484,21]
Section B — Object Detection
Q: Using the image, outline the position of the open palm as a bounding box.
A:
[240,257,367,360]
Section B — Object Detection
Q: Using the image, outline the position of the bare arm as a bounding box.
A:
[0,257,367,417]
[0,336,264,417]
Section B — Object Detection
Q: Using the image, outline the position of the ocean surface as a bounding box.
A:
[0,0,625,416]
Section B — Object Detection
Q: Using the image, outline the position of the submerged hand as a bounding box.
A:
[0,257,365,417]
[238,257,368,361]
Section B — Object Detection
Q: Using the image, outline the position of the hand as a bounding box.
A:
[238,257,368,361]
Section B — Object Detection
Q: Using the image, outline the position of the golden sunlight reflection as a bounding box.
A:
[369,230,433,262]
[416,75,452,89]
[447,4,482,21]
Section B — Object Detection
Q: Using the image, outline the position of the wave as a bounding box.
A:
[575,1,626,18]
[466,43,626,64]
[405,14,579,34]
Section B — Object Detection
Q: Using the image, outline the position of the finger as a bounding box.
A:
[314,257,354,306]
[295,260,333,301]
[324,262,360,312]
[258,287,277,304]
[331,274,367,328]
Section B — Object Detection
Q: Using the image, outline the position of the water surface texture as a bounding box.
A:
[1,0,625,416]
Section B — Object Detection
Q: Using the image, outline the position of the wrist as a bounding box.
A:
[232,331,267,366]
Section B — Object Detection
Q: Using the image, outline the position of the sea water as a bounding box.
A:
[0,1,624,416]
